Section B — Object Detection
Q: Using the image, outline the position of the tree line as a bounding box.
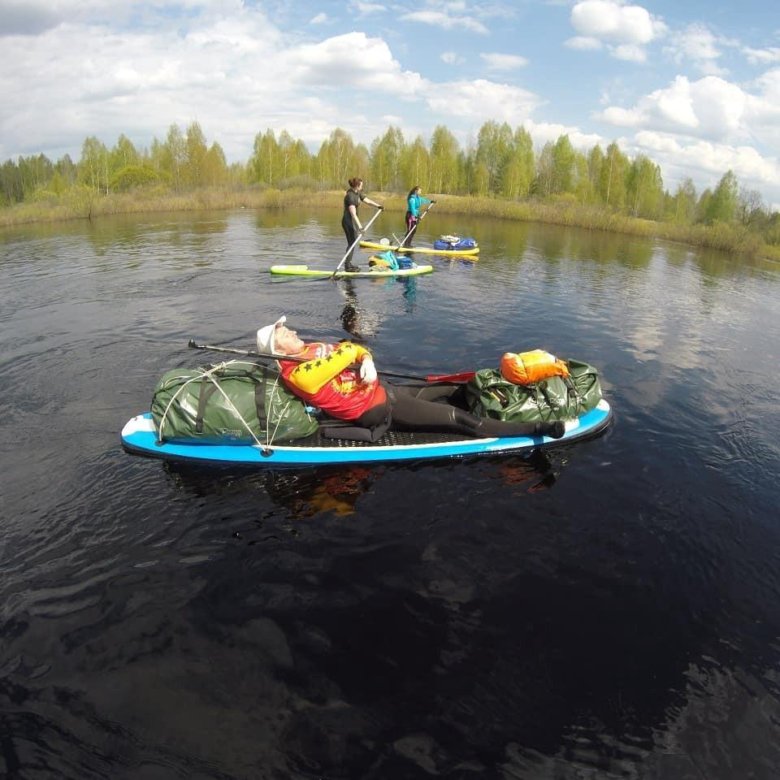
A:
[1,120,778,245]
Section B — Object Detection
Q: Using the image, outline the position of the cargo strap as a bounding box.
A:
[158,362,270,452]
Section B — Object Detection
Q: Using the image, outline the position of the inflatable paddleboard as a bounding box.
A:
[359,240,479,257]
[269,264,434,278]
[121,400,612,468]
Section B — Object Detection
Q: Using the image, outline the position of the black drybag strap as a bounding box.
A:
[195,381,219,433]
[254,366,273,431]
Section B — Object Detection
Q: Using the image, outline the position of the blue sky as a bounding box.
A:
[1,0,779,209]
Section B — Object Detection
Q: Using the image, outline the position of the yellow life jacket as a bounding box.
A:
[500,349,570,386]
[368,255,392,269]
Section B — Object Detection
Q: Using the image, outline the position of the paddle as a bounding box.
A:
[397,200,435,248]
[331,206,383,279]
[187,340,475,383]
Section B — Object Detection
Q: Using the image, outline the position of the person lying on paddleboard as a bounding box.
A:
[256,316,565,442]
[342,177,383,272]
[402,185,434,248]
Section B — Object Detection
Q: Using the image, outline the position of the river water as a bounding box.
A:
[1,208,779,779]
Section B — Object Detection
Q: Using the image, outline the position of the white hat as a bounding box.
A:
[256,315,286,354]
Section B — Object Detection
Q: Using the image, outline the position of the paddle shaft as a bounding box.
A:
[332,206,383,278]
[398,200,435,248]
[187,340,475,383]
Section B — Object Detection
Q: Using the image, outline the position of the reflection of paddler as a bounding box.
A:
[304,467,372,517]
[498,450,557,492]
[339,279,379,340]
[261,467,373,519]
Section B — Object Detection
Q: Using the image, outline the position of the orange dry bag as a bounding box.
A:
[500,349,570,386]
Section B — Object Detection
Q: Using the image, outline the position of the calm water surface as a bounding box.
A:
[1,209,779,779]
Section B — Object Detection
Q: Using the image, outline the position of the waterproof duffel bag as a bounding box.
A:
[433,236,478,250]
[465,358,603,423]
[151,360,318,444]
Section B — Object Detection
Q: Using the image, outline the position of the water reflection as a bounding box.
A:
[338,278,380,340]
[83,212,230,257]
[337,276,418,341]
[159,447,563,524]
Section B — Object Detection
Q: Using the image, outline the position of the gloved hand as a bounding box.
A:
[360,357,378,383]
[377,204,384,210]
[431,199,437,203]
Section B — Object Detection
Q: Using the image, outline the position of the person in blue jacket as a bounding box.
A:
[402,185,435,248]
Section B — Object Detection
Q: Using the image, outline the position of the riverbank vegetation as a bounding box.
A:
[2,121,778,260]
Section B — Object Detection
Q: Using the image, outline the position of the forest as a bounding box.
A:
[2,120,779,255]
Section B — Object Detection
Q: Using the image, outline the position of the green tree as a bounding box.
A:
[15,154,54,198]
[110,165,160,191]
[158,124,186,191]
[598,142,628,209]
[696,188,712,223]
[670,177,697,224]
[314,128,360,189]
[110,134,139,177]
[0,159,24,204]
[184,122,209,187]
[370,126,404,191]
[78,137,110,193]
[55,154,77,189]
[626,154,664,218]
[587,145,604,196]
[429,125,460,194]
[550,134,576,194]
[704,170,739,224]
[277,130,310,181]
[737,187,766,228]
[499,126,534,198]
[573,150,595,204]
[532,142,554,197]
[249,129,281,185]
[474,120,513,193]
[202,142,228,186]
[399,135,430,191]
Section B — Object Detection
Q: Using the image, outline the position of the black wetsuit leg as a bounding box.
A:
[388,385,563,438]
[342,218,359,268]
[403,213,417,247]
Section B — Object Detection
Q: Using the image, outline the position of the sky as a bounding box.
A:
[1,0,779,210]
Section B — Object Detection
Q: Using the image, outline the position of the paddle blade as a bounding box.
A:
[425,371,476,384]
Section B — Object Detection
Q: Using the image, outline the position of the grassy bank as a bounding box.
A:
[1,186,776,260]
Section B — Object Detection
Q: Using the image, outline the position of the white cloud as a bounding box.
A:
[525,120,603,150]
[285,32,424,96]
[441,51,464,65]
[310,12,328,24]
[425,79,542,124]
[597,75,754,142]
[565,36,603,51]
[613,43,646,62]
[349,1,385,16]
[569,0,666,60]
[632,130,780,195]
[743,47,780,66]
[663,24,727,76]
[400,10,489,35]
[480,52,528,70]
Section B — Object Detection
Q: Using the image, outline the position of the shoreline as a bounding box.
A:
[2,187,777,261]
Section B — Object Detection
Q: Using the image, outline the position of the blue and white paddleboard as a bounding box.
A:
[121,399,612,468]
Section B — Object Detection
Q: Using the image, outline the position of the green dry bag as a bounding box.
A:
[151,360,318,443]
[465,358,603,422]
